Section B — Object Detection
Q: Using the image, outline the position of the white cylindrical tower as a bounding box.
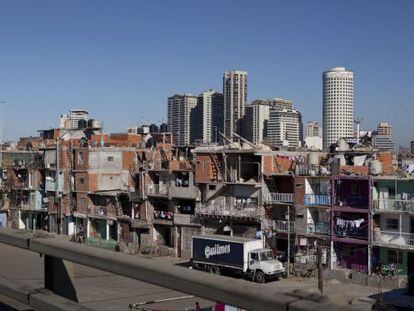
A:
[322,67,354,149]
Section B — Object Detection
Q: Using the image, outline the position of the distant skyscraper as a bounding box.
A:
[322,67,354,149]
[245,102,270,144]
[193,90,215,144]
[223,70,247,138]
[268,106,302,149]
[167,94,198,146]
[69,109,88,129]
[306,121,322,138]
[377,122,392,140]
[211,92,224,143]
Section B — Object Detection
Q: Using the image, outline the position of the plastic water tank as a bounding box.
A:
[369,160,383,175]
[308,152,319,165]
[88,119,102,129]
[337,139,349,151]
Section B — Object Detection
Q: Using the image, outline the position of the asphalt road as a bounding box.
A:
[0,242,376,310]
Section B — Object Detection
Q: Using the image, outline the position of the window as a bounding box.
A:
[208,184,216,190]
[107,156,114,162]
[80,198,85,208]
[387,250,403,264]
[80,178,85,184]
[77,152,84,165]
[386,219,399,230]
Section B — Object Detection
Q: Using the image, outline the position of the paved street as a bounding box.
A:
[0,242,376,310]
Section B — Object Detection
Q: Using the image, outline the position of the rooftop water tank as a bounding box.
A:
[369,160,382,175]
[88,119,102,129]
[337,139,349,151]
[308,152,319,165]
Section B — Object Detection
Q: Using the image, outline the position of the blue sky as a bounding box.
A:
[1,0,413,146]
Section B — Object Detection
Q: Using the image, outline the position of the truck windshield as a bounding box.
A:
[259,251,273,261]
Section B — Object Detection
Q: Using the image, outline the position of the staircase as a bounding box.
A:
[211,154,223,181]
[114,195,123,217]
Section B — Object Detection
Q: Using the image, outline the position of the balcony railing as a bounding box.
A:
[264,193,294,204]
[373,199,414,213]
[334,196,368,209]
[153,210,173,221]
[295,164,331,176]
[195,202,262,219]
[307,223,330,235]
[334,226,368,240]
[274,220,295,233]
[304,194,331,206]
[145,184,169,196]
[373,230,414,247]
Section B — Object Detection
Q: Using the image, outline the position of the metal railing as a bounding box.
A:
[145,184,169,196]
[373,230,414,247]
[264,192,294,204]
[304,194,331,206]
[295,164,331,176]
[373,199,414,213]
[274,220,295,232]
[0,228,357,311]
[307,223,330,235]
[195,202,262,219]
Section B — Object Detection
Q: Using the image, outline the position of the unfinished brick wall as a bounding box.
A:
[262,155,294,175]
[294,176,306,205]
[194,154,214,183]
[377,152,394,175]
[73,148,89,171]
[340,165,369,175]
[74,172,89,192]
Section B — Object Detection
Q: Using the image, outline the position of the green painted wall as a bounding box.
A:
[379,247,408,275]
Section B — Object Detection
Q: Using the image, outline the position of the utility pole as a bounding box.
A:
[56,137,62,234]
[0,101,6,168]
[287,205,290,278]
[317,241,323,294]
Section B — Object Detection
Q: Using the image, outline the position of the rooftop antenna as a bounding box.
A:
[354,118,363,145]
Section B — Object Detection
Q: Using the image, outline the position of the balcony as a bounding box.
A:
[295,164,330,176]
[195,202,262,219]
[373,199,414,213]
[170,185,199,200]
[263,193,294,204]
[307,223,330,235]
[173,214,200,226]
[304,194,331,207]
[334,196,369,210]
[145,184,169,197]
[373,230,414,248]
[153,210,173,224]
[334,226,368,240]
[274,220,295,233]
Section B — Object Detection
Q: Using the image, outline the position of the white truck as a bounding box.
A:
[191,234,285,283]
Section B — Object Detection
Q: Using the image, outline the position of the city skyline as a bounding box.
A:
[1,1,414,147]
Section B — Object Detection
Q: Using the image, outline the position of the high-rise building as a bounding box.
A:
[377,122,392,140]
[223,70,247,138]
[69,109,88,129]
[167,94,198,146]
[255,98,293,110]
[211,92,224,143]
[193,90,215,144]
[245,102,270,144]
[268,107,302,148]
[322,67,354,149]
[306,121,322,138]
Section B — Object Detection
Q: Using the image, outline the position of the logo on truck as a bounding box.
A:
[205,244,231,258]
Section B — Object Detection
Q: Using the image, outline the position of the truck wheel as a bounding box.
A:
[209,266,221,275]
[254,271,265,283]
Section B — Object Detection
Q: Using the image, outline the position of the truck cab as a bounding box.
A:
[248,249,286,283]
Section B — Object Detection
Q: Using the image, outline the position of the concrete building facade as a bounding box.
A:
[167,94,198,146]
[322,67,354,149]
[223,70,247,138]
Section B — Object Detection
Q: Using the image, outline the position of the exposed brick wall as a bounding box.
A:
[195,154,215,183]
[377,152,394,175]
[340,165,369,175]
[73,148,89,171]
[262,155,294,175]
[294,176,305,205]
[74,172,89,192]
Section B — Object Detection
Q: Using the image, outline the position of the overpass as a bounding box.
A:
[0,228,364,311]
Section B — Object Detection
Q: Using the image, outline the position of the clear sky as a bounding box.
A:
[1,0,413,146]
